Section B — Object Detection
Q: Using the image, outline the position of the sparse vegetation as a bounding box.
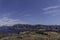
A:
[0,30,60,40]
[0,24,60,40]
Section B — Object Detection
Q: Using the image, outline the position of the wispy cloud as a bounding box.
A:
[43,6,60,11]
[42,5,60,16]
[0,17,26,26]
[43,10,60,14]
[0,9,30,26]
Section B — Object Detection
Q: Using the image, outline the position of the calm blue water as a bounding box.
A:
[0,29,27,33]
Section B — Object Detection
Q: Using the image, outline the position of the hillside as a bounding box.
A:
[0,30,60,40]
[0,24,60,40]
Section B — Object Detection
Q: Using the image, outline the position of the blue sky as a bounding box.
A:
[0,0,60,25]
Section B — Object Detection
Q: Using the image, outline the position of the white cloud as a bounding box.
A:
[42,5,60,16]
[43,6,60,11]
[43,10,60,14]
[0,17,25,26]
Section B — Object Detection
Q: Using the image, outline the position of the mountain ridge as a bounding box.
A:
[0,24,60,33]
